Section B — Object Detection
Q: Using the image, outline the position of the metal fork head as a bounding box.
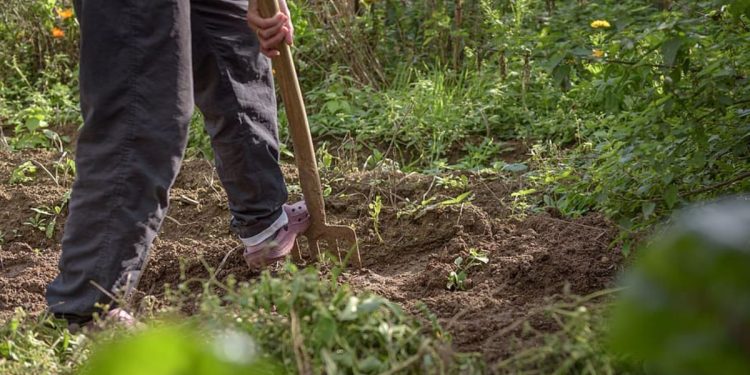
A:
[293,224,361,268]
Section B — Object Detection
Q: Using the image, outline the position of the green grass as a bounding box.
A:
[1,263,485,374]
[0,309,84,374]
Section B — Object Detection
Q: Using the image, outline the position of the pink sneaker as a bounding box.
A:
[244,201,310,268]
[68,307,136,333]
[104,308,136,328]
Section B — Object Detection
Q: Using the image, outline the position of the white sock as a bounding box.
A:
[240,210,289,247]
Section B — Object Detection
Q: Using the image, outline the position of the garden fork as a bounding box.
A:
[258,0,362,268]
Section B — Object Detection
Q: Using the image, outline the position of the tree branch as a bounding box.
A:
[682,172,750,198]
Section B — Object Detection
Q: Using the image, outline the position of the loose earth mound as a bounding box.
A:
[0,149,624,364]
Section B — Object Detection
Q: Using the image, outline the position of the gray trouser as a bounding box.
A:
[46,0,288,322]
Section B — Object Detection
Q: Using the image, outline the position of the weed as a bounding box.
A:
[362,149,385,170]
[459,138,503,170]
[8,161,37,184]
[8,106,67,152]
[438,191,473,207]
[368,195,384,243]
[446,248,489,291]
[509,187,538,218]
[1,261,485,374]
[316,142,334,171]
[185,111,213,160]
[23,191,70,239]
[52,154,76,184]
[0,309,85,374]
[436,175,469,190]
[397,197,437,219]
[398,191,473,220]
[22,213,48,236]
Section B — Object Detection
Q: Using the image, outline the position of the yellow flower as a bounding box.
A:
[590,20,611,29]
[57,8,74,19]
[592,49,605,58]
[51,27,65,38]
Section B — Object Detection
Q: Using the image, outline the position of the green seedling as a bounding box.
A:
[436,175,469,190]
[53,155,76,182]
[397,197,437,219]
[447,248,489,291]
[9,161,37,184]
[9,108,67,152]
[509,188,537,218]
[459,138,502,170]
[439,191,472,207]
[23,212,49,236]
[368,195,384,243]
[397,191,473,219]
[23,192,70,239]
[317,142,334,170]
[363,149,384,170]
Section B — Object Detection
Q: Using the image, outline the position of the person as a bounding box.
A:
[45,0,306,329]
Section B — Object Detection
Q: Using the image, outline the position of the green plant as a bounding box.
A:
[2,260,484,375]
[0,309,85,374]
[436,175,469,190]
[397,191,473,219]
[316,142,334,170]
[9,161,37,184]
[52,154,76,185]
[447,248,489,291]
[186,111,213,160]
[22,212,49,236]
[518,0,750,235]
[172,263,483,374]
[23,191,70,239]
[0,0,79,96]
[368,195,384,243]
[458,138,503,170]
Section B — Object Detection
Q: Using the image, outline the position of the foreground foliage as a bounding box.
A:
[611,197,750,375]
[1,264,482,374]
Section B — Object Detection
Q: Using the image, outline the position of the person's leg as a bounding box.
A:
[190,0,289,243]
[46,0,194,323]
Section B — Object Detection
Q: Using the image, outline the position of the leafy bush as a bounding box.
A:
[522,0,750,233]
[1,0,80,147]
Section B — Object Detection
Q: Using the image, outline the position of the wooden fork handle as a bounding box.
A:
[257,0,327,237]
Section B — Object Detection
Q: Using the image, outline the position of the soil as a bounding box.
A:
[0,148,624,366]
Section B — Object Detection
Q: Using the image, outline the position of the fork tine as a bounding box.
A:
[291,238,302,263]
[340,236,361,269]
[333,239,343,263]
[347,240,362,269]
[310,239,322,262]
[300,225,360,268]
